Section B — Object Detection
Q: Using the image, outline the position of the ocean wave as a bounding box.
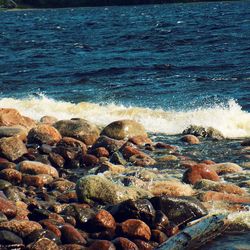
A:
[0,95,250,139]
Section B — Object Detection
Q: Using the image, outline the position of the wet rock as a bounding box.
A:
[0,161,17,171]
[0,180,11,190]
[0,220,42,238]
[120,145,142,159]
[151,229,168,244]
[54,119,100,145]
[92,136,125,154]
[59,244,86,250]
[0,230,23,245]
[157,155,178,162]
[133,239,154,250]
[150,196,208,225]
[28,237,59,250]
[182,125,224,140]
[109,199,155,226]
[210,162,243,174]
[0,136,28,161]
[96,161,125,174]
[82,154,99,167]
[88,240,116,250]
[101,120,147,140]
[181,134,200,144]
[0,126,28,141]
[113,237,139,249]
[0,168,22,185]
[129,154,156,166]
[51,180,76,192]
[76,175,151,205]
[0,108,36,129]
[90,147,109,158]
[0,212,7,223]
[155,142,178,152]
[60,224,86,245]
[183,163,220,185]
[90,228,116,240]
[0,196,17,218]
[129,135,152,146]
[194,179,246,195]
[89,210,116,232]
[23,174,53,187]
[40,116,58,124]
[110,152,127,165]
[3,186,26,202]
[25,229,61,245]
[39,220,62,238]
[15,201,30,220]
[49,152,65,168]
[121,219,151,241]
[27,124,62,146]
[153,210,169,232]
[149,180,194,196]
[57,137,87,155]
[57,190,78,203]
[198,191,250,203]
[18,161,59,178]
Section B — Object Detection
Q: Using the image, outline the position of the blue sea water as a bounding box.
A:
[0,1,250,110]
[0,2,250,248]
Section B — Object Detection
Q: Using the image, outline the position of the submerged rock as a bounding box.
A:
[150,196,208,225]
[210,162,243,174]
[101,120,147,140]
[54,119,100,145]
[76,175,151,205]
[181,135,200,144]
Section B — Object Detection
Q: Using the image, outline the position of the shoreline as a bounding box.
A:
[0,107,249,249]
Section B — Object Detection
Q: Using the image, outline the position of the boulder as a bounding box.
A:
[0,197,17,218]
[181,135,200,144]
[121,219,151,241]
[54,119,100,145]
[89,240,115,250]
[0,220,42,238]
[60,224,86,245]
[22,174,53,187]
[183,164,220,185]
[96,161,126,174]
[0,230,23,245]
[28,238,59,250]
[28,124,62,145]
[149,180,195,196]
[101,120,147,140]
[0,108,36,129]
[113,237,139,250]
[0,136,27,161]
[18,161,59,178]
[150,196,208,225]
[76,175,151,205]
[182,125,224,140]
[40,116,58,124]
[129,135,152,146]
[57,137,87,155]
[0,168,22,185]
[0,126,28,141]
[92,136,125,154]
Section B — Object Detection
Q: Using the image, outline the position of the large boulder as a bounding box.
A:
[76,175,151,205]
[27,124,62,145]
[0,136,28,161]
[101,120,147,140]
[53,119,100,145]
[0,108,36,129]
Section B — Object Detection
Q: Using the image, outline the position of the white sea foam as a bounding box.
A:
[0,95,250,139]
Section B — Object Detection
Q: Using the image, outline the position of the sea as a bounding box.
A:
[0,1,250,248]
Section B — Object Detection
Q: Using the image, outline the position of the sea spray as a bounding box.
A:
[0,96,250,138]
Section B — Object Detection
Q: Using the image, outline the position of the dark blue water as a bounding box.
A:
[1,1,250,110]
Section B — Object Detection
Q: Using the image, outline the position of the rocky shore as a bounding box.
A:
[0,108,249,249]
